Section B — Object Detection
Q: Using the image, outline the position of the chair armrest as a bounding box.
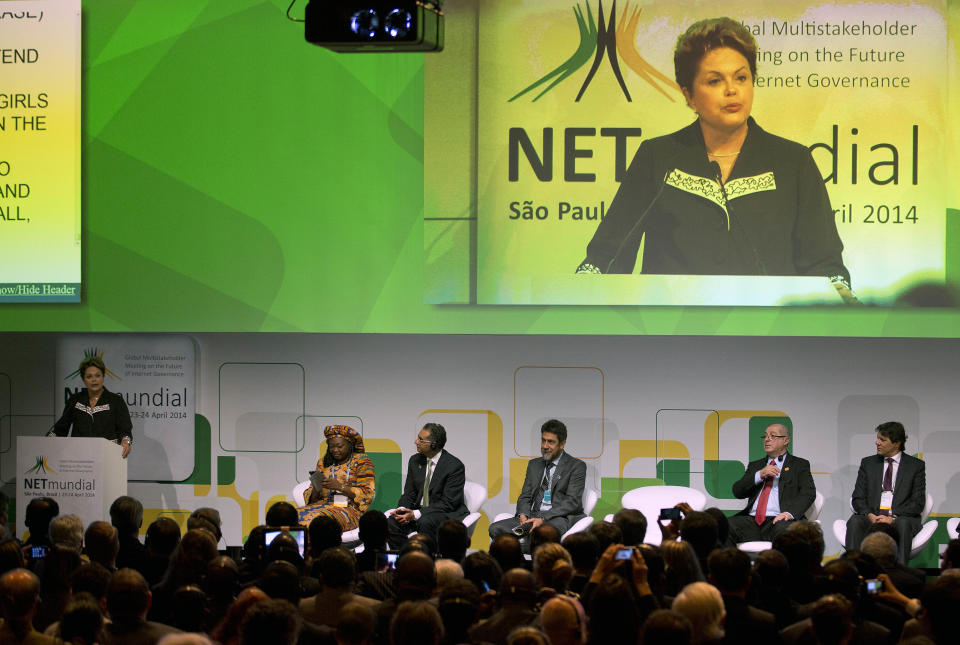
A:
[561,516,594,541]
[832,519,847,546]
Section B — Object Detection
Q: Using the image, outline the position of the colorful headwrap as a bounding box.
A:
[323,424,365,453]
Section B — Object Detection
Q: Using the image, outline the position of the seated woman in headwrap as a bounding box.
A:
[296,425,375,531]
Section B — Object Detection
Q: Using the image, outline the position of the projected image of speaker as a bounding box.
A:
[305,1,444,52]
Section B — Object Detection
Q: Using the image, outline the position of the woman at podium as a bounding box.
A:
[296,424,375,531]
[576,17,850,292]
[50,357,132,458]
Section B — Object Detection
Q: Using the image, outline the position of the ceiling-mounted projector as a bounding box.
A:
[305,1,444,52]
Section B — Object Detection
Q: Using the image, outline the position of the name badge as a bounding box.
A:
[333,494,349,507]
[879,490,894,511]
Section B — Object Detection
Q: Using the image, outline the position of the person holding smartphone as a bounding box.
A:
[297,425,375,532]
[580,544,658,644]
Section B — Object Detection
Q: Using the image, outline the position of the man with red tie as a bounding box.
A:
[727,423,816,545]
[845,421,926,564]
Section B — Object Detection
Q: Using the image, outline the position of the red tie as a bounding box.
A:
[755,460,776,526]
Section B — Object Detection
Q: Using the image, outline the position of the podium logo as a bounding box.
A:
[25,456,55,475]
[64,348,121,381]
[508,1,679,103]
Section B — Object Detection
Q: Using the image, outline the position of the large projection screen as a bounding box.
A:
[427,0,955,307]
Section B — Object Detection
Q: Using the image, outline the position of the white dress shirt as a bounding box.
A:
[413,452,442,520]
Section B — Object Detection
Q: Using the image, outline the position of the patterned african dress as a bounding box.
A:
[297,453,375,530]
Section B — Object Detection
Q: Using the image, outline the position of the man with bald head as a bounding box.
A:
[541,595,587,645]
[727,423,816,545]
[0,568,58,644]
[468,568,539,644]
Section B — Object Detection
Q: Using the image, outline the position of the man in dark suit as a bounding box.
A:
[387,423,468,549]
[727,423,816,544]
[859,531,925,599]
[488,419,587,540]
[103,568,181,645]
[845,421,926,564]
[706,547,779,644]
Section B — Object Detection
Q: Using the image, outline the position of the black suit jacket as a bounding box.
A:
[883,561,925,602]
[396,450,468,520]
[721,595,779,645]
[779,616,889,645]
[732,453,816,520]
[851,452,925,518]
[515,451,587,523]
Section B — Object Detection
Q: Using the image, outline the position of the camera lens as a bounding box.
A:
[384,9,412,38]
[350,9,380,38]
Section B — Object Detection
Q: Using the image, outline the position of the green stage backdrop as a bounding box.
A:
[1,0,960,336]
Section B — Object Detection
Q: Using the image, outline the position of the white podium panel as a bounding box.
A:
[16,437,127,537]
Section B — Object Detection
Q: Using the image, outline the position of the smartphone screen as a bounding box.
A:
[31,545,47,559]
[660,507,681,520]
[865,579,883,594]
[377,551,400,570]
[264,526,306,557]
[615,548,633,560]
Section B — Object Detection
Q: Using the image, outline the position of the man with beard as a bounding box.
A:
[488,419,586,542]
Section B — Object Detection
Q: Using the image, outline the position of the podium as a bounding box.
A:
[16,437,127,538]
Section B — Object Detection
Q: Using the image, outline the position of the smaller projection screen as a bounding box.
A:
[0,0,81,303]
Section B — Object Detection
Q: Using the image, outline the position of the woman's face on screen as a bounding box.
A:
[683,47,754,136]
[82,366,104,394]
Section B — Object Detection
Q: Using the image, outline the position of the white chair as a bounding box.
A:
[947,516,960,539]
[738,491,824,557]
[619,485,708,544]
[831,518,846,549]
[832,493,937,561]
[562,487,599,540]
[910,497,938,559]
[491,485,600,540]
[291,480,363,546]
[292,480,310,506]
[378,481,487,541]
[831,517,846,548]
[462,480,488,538]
